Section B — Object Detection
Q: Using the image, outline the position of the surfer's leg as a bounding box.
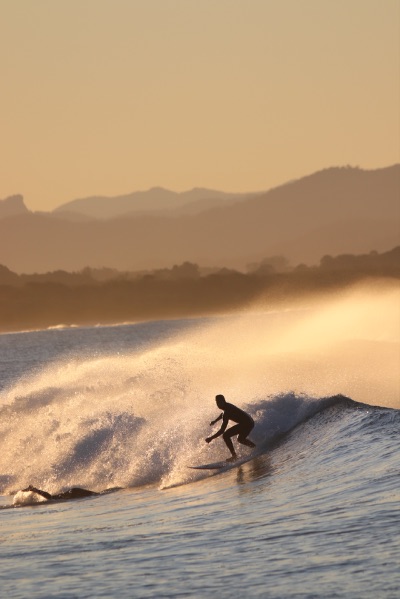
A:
[239,438,256,448]
[237,423,256,448]
[223,425,241,458]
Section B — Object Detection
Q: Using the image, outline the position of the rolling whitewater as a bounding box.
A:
[1,282,399,598]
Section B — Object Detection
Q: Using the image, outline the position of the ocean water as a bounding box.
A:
[1,282,399,598]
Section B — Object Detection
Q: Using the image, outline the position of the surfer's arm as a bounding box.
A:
[210,413,223,426]
[205,414,228,443]
[22,485,52,500]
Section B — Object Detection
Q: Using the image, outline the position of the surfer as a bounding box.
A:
[205,394,256,461]
[20,485,98,501]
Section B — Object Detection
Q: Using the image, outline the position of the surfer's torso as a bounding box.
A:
[222,402,254,427]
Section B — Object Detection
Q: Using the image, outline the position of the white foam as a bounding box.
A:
[13,490,48,506]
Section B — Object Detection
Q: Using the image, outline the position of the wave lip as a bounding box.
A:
[251,392,355,444]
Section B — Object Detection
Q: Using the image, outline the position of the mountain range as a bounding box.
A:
[52,187,251,219]
[0,165,399,273]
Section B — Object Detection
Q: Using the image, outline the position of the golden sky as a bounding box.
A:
[1,0,399,211]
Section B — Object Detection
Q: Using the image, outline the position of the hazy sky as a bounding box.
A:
[1,0,399,211]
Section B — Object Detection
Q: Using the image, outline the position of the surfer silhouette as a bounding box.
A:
[20,485,98,501]
[205,394,256,462]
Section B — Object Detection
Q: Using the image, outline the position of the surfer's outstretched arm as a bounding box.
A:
[205,415,228,443]
[210,413,223,426]
[22,486,53,500]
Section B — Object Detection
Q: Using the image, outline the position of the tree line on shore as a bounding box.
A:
[0,246,398,333]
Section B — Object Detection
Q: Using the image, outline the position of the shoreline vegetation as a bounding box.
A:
[0,247,399,334]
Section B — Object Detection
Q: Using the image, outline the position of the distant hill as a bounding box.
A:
[0,194,29,218]
[0,165,399,273]
[52,187,249,219]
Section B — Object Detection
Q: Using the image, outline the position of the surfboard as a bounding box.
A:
[189,451,262,471]
[189,460,232,470]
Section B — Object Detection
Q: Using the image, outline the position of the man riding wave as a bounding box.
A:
[205,394,256,462]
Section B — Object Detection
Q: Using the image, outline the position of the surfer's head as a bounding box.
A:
[215,394,226,409]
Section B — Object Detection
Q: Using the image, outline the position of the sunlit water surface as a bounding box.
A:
[1,284,399,598]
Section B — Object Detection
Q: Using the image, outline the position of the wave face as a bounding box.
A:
[0,383,352,498]
[0,282,398,497]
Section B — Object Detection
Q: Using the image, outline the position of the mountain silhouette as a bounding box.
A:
[0,195,29,218]
[53,187,249,219]
[1,165,398,273]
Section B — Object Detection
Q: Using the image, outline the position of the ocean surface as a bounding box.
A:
[1,283,399,598]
